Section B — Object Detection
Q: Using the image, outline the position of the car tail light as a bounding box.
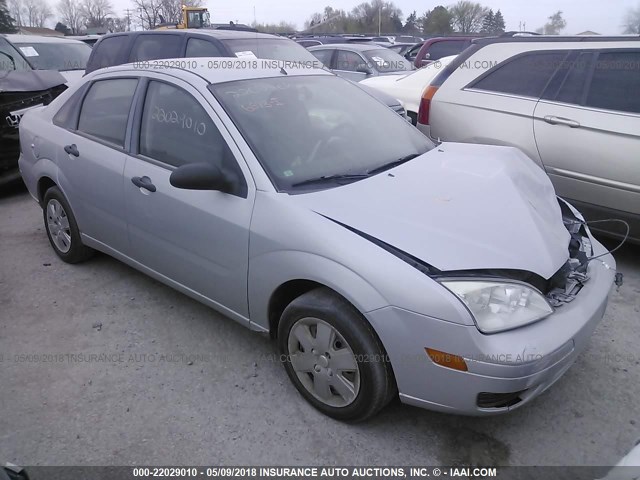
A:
[417,85,438,125]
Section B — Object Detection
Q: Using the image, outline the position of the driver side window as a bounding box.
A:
[139,80,246,194]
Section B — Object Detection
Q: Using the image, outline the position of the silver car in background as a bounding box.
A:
[18,61,615,420]
[309,43,412,82]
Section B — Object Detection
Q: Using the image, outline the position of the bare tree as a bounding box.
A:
[80,0,112,27]
[623,4,640,33]
[23,0,52,27]
[7,0,23,25]
[538,10,566,34]
[449,0,488,33]
[132,0,200,29]
[57,0,82,33]
[104,14,125,31]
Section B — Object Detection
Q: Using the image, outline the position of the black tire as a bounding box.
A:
[42,186,94,264]
[278,287,396,422]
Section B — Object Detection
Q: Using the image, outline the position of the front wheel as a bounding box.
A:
[42,186,94,264]
[278,288,396,422]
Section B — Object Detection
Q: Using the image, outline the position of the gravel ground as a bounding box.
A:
[1,182,639,467]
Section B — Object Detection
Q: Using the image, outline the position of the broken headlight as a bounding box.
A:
[441,280,553,334]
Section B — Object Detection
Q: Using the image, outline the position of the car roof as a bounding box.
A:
[93,59,332,84]
[308,43,383,52]
[473,33,640,46]
[2,34,86,44]
[98,29,283,41]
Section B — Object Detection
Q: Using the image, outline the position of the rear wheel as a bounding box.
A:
[43,187,94,264]
[278,287,395,422]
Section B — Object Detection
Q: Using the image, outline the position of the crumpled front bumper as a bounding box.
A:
[366,239,616,415]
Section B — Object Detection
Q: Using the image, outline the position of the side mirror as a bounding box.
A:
[170,162,228,191]
[356,65,374,75]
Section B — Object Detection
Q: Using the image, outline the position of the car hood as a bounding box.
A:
[291,143,570,279]
[59,70,85,85]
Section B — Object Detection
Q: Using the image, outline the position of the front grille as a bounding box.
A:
[477,390,527,409]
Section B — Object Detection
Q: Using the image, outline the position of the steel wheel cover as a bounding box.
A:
[287,317,360,407]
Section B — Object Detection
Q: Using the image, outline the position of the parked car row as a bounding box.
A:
[0,30,408,186]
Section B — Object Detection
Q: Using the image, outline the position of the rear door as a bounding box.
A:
[123,76,254,319]
[534,49,640,224]
[333,49,370,81]
[55,77,139,254]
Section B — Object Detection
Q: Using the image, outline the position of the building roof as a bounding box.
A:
[17,27,64,37]
[576,30,601,35]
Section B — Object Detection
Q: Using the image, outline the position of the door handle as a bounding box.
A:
[543,116,581,128]
[64,144,79,157]
[131,176,157,193]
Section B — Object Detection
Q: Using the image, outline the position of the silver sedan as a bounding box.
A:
[18,61,616,421]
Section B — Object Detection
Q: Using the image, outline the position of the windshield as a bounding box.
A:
[211,75,434,192]
[363,48,412,72]
[0,38,31,71]
[13,42,91,71]
[222,38,321,65]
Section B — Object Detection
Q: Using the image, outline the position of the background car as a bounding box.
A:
[361,55,455,124]
[417,35,640,242]
[2,34,92,83]
[0,36,67,186]
[388,42,418,57]
[18,61,615,421]
[413,36,475,68]
[84,29,407,118]
[309,43,412,81]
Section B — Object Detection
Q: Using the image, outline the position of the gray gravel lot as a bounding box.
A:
[1,182,639,467]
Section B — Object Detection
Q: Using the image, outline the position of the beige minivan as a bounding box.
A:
[417,35,640,243]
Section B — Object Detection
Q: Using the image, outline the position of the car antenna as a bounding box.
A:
[280,67,288,75]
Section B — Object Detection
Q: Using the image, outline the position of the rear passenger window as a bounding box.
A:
[543,52,593,105]
[427,41,467,61]
[185,38,223,57]
[89,35,129,71]
[470,52,568,98]
[129,35,181,61]
[586,51,640,114]
[139,81,245,194]
[78,79,137,146]
[310,49,333,67]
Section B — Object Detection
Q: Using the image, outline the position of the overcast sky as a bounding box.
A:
[111,0,636,34]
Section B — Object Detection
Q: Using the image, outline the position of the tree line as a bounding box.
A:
[1,0,640,36]
[0,0,201,34]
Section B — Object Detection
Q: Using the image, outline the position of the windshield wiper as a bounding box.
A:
[366,153,422,176]
[291,173,369,188]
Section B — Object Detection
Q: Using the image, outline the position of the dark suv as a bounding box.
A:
[412,36,476,68]
[85,29,408,118]
[85,30,316,74]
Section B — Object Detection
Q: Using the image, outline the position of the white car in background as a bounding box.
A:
[360,55,455,125]
[2,34,92,84]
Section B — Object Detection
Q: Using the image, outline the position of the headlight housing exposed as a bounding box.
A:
[441,280,553,334]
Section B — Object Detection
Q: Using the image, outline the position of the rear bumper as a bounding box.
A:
[367,241,615,415]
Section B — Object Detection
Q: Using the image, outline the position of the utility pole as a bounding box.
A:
[124,8,132,31]
[378,5,381,35]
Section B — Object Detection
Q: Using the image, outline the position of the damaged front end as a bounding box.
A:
[545,199,594,307]
[1,70,67,185]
